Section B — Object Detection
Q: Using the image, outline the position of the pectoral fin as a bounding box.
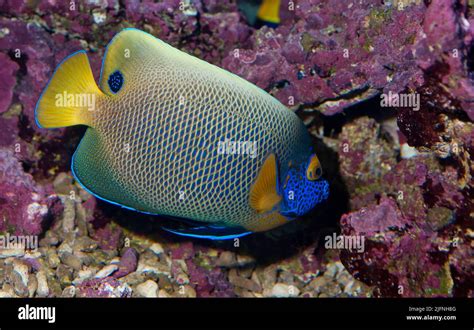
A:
[249,153,282,213]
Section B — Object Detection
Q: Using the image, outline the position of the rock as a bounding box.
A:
[27,274,38,297]
[149,242,165,255]
[177,285,197,298]
[76,278,132,298]
[135,280,158,298]
[278,270,295,285]
[73,236,98,253]
[53,172,74,195]
[60,252,83,271]
[12,260,29,287]
[258,265,278,290]
[237,267,254,279]
[158,289,171,297]
[11,270,28,297]
[36,271,49,297]
[73,251,93,266]
[72,268,96,285]
[61,285,76,298]
[228,269,261,292]
[109,257,121,265]
[307,276,329,293]
[271,283,300,298]
[56,264,73,286]
[0,148,62,236]
[75,203,89,236]
[215,251,236,267]
[40,231,60,247]
[91,224,123,251]
[0,290,15,298]
[114,248,138,278]
[118,272,146,286]
[175,273,190,285]
[0,248,25,259]
[61,198,76,233]
[0,52,18,114]
[236,254,255,267]
[136,258,171,277]
[324,262,344,279]
[46,250,61,269]
[234,288,256,297]
[57,241,73,256]
[94,264,118,279]
[0,284,17,297]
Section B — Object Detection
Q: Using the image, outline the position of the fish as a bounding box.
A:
[35,28,329,240]
[256,0,281,28]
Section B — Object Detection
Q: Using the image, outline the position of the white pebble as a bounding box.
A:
[72,268,95,285]
[136,280,158,298]
[94,264,118,279]
[13,260,29,287]
[0,248,24,259]
[149,242,164,255]
[61,285,76,298]
[36,271,49,297]
[158,289,171,298]
[271,283,300,297]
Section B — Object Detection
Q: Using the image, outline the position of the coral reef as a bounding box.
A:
[0,0,472,297]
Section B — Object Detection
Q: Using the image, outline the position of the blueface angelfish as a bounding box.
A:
[35,28,329,240]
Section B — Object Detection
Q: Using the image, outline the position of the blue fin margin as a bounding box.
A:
[161,225,252,240]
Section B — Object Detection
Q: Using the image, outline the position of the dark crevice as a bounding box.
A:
[315,93,396,138]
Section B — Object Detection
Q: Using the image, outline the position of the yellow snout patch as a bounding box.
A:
[306,154,323,181]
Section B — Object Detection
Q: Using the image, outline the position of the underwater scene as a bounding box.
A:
[0,0,472,300]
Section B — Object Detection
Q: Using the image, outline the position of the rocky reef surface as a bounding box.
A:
[0,0,472,297]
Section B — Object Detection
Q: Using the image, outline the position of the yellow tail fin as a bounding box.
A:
[35,50,103,128]
[257,0,281,24]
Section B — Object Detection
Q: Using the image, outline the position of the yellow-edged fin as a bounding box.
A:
[249,153,282,213]
[257,0,281,24]
[306,154,322,181]
[35,51,102,128]
[245,211,288,232]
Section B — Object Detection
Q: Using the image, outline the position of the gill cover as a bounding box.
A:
[280,156,329,217]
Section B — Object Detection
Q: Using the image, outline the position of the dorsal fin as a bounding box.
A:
[249,153,282,213]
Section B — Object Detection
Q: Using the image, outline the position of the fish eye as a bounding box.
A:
[108,70,124,93]
[306,154,322,181]
[315,166,322,178]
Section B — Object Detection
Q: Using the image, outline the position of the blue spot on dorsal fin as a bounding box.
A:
[108,70,124,93]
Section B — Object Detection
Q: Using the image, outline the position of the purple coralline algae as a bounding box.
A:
[0,52,18,114]
[337,117,473,297]
[76,277,132,298]
[0,147,62,236]
[113,247,139,278]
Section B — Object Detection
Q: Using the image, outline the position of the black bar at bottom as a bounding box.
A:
[0,298,472,329]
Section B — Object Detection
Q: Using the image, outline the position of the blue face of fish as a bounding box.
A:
[280,155,329,218]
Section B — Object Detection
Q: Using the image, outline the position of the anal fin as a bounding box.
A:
[161,223,251,240]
